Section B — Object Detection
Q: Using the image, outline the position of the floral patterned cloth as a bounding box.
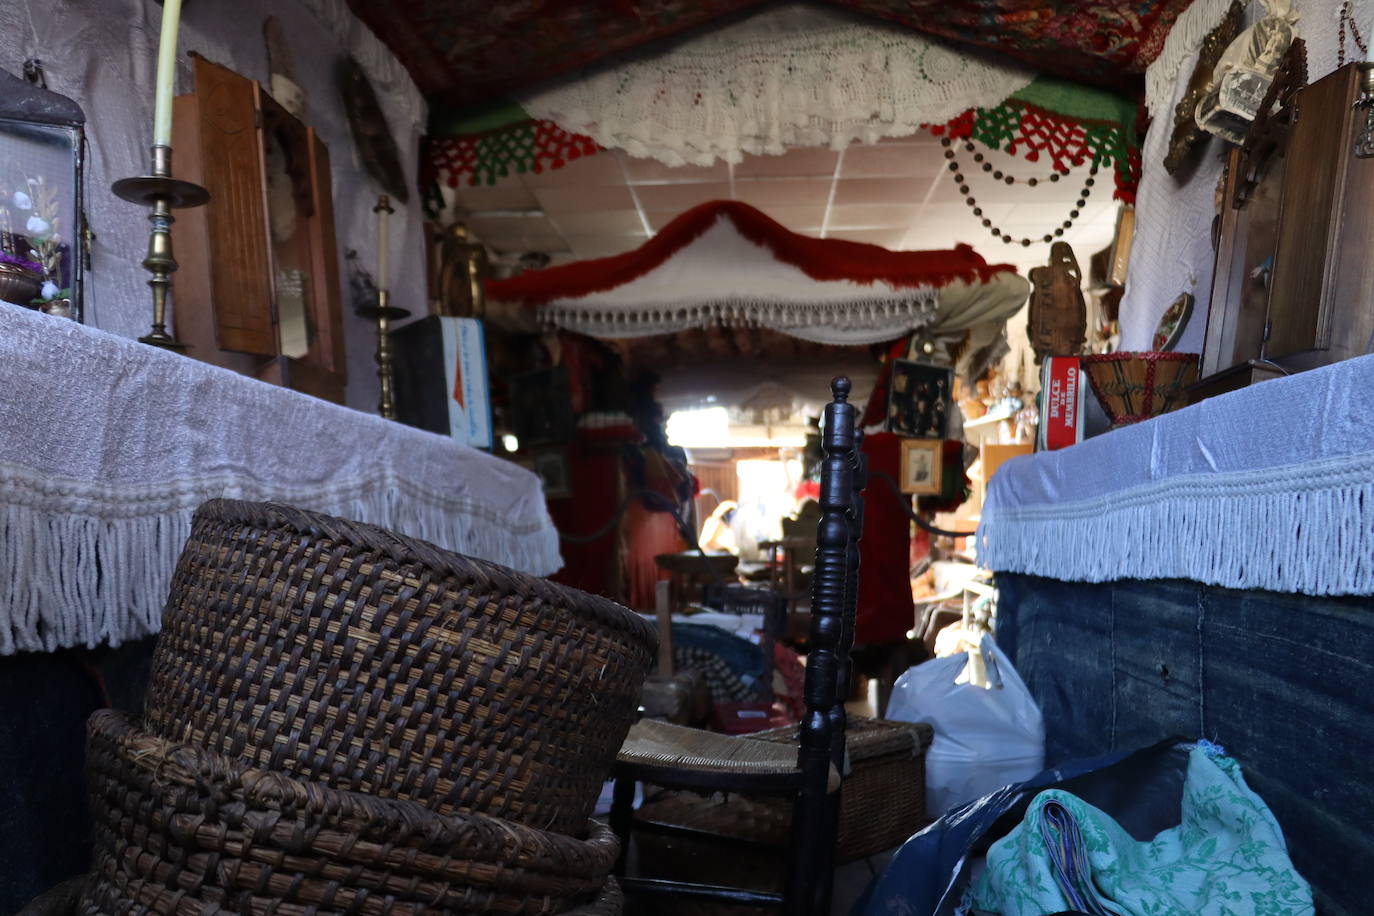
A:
[965,745,1314,916]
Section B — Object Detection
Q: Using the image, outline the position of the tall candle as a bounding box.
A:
[375,195,391,292]
[152,0,184,147]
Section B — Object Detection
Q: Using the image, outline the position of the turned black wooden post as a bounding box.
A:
[783,376,856,915]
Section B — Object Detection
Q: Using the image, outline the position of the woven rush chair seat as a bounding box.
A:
[80,710,620,916]
[616,718,808,790]
[143,499,657,837]
[633,718,934,863]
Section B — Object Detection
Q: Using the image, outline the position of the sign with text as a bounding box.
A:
[1038,356,1085,451]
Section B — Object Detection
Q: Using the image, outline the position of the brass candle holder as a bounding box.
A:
[356,197,410,420]
[112,145,209,349]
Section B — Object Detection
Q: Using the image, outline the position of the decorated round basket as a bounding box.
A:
[1080,351,1199,427]
[78,709,623,916]
[143,499,657,837]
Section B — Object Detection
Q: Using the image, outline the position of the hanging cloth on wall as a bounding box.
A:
[515,3,1037,167]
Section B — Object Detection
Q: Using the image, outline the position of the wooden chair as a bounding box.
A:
[610,377,865,915]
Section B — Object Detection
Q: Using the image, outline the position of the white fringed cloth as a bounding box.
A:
[0,305,562,654]
[978,354,1374,596]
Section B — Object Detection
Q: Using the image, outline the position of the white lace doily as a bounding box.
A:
[518,3,1037,167]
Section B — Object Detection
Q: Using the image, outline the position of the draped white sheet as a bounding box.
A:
[978,354,1374,596]
[0,304,561,654]
[514,218,1030,346]
[519,2,1036,167]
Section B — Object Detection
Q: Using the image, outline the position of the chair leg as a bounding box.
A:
[610,774,636,877]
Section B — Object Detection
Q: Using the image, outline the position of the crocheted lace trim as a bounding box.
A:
[519,3,1036,167]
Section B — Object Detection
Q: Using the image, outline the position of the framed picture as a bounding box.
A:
[527,448,573,500]
[887,360,952,438]
[899,438,943,495]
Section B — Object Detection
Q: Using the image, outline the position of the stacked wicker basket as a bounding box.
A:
[78,499,658,915]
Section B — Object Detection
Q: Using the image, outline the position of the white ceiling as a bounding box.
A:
[445,133,1123,281]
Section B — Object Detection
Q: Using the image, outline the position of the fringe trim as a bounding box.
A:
[0,468,562,655]
[1145,0,1242,120]
[542,292,940,342]
[977,451,1374,596]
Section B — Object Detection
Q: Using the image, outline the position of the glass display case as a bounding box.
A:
[0,66,85,320]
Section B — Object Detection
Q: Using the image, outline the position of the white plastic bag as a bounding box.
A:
[885,634,1045,817]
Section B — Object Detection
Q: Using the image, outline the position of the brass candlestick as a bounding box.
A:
[112,145,209,349]
[373,289,409,418]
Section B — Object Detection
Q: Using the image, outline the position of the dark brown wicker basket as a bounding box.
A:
[79,710,621,916]
[143,500,656,837]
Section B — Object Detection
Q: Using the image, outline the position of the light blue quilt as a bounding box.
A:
[965,745,1314,916]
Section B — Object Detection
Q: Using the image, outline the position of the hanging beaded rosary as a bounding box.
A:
[1339,0,1368,67]
[940,136,1098,247]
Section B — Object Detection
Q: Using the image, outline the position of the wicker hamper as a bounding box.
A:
[143,500,657,837]
[78,710,622,916]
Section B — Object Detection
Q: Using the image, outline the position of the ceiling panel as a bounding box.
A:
[548,209,646,236]
[533,184,638,214]
[733,147,839,179]
[450,141,1121,279]
[634,181,733,211]
[731,178,833,208]
[841,143,947,179]
[831,178,932,206]
[827,202,921,229]
[620,152,730,184]
[569,233,651,259]
[453,182,541,211]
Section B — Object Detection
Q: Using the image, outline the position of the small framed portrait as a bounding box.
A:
[899,438,944,495]
[526,448,573,500]
[887,360,952,438]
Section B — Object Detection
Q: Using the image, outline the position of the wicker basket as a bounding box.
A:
[143,500,656,837]
[79,710,621,916]
[1081,351,1199,427]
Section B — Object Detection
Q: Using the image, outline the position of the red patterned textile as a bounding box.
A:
[426,123,600,188]
[837,0,1193,90]
[354,1,1190,108]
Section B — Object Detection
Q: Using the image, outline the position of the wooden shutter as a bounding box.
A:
[194,54,276,355]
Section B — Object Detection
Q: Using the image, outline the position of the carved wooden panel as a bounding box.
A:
[193,54,275,356]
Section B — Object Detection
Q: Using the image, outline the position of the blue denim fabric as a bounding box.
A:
[0,639,155,914]
[996,574,1374,916]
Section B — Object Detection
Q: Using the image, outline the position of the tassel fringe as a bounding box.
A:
[978,451,1374,596]
[0,471,562,655]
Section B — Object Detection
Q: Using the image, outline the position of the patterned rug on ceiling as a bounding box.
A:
[352,0,1195,108]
